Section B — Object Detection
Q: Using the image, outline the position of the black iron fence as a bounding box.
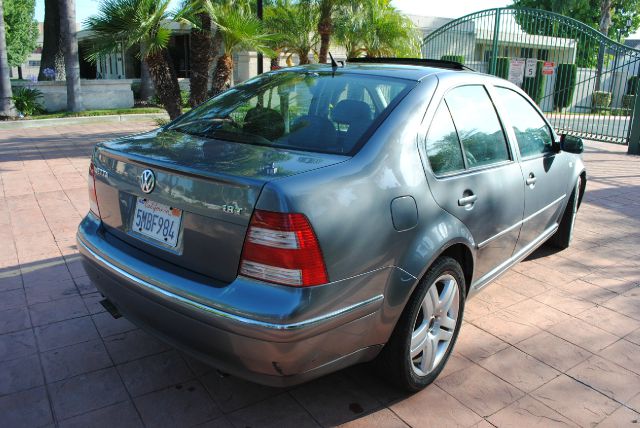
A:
[422,7,640,146]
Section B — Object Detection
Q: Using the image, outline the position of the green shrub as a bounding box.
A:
[591,91,612,113]
[11,87,45,116]
[623,94,636,110]
[522,60,546,105]
[494,57,510,80]
[611,107,631,116]
[553,64,577,111]
[180,90,189,108]
[440,55,464,64]
[131,81,141,100]
[627,76,640,95]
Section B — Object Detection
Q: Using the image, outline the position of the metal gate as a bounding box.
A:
[422,7,640,147]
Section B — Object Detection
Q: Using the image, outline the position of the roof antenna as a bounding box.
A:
[329,52,339,69]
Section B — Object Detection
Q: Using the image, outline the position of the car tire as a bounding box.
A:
[550,176,582,250]
[377,256,465,392]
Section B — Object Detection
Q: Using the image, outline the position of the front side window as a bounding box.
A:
[169,71,413,155]
[494,87,554,159]
[445,85,510,168]
[425,102,465,175]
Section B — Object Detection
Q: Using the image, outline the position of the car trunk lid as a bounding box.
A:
[92,129,347,283]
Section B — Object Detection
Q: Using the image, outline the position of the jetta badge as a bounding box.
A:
[140,169,156,194]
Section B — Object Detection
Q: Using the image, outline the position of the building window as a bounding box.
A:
[521,47,534,58]
[28,60,40,67]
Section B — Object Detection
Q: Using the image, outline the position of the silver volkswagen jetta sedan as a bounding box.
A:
[77,59,586,391]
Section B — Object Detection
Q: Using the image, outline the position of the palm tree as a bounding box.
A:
[0,0,14,117]
[316,0,338,64]
[85,0,182,119]
[264,0,317,66]
[204,1,273,96]
[335,0,420,59]
[60,0,82,112]
[178,0,216,107]
[334,3,366,58]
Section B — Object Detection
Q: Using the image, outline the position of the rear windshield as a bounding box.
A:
[169,70,414,155]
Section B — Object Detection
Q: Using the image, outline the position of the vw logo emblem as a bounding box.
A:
[140,169,156,194]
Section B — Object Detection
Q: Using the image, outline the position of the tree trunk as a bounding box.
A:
[210,54,232,97]
[189,12,212,107]
[298,51,310,65]
[139,44,154,102]
[0,0,14,117]
[145,49,182,120]
[39,0,64,81]
[59,0,82,112]
[208,24,223,93]
[595,0,612,91]
[317,0,332,64]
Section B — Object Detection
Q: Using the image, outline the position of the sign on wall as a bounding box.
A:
[508,58,526,85]
[542,61,555,75]
[525,58,538,78]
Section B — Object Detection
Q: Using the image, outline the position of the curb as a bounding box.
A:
[0,112,169,130]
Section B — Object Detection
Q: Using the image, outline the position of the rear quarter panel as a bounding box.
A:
[256,75,476,339]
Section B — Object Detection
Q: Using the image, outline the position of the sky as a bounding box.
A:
[32,0,640,38]
[35,0,513,26]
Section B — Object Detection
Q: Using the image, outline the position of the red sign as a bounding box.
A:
[542,61,555,75]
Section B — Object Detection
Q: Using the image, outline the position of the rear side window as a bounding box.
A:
[425,102,465,175]
[494,87,554,158]
[445,85,510,168]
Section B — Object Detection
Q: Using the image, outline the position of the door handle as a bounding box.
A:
[458,194,478,207]
[526,173,537,186]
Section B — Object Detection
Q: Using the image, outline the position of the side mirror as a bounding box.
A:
[560,134,584,154]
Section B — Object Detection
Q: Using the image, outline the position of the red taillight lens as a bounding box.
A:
[239,210,328,287]
[88,161,101,218]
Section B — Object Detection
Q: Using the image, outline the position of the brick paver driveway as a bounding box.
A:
[0,122,639,427]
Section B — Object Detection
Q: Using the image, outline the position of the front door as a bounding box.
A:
[422,85,525,281]
[491,86,570,253]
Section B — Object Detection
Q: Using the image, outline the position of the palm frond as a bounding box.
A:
[84,0,173,61]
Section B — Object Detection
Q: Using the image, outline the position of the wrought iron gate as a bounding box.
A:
[422,7,640,147]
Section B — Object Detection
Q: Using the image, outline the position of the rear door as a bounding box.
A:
[491,86,570,253]
[422,85,525,281]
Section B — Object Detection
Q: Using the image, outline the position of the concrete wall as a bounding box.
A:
[12,80,134,112]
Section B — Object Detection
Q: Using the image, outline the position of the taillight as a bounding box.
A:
[88,161,101,218]
[239,210,328,287]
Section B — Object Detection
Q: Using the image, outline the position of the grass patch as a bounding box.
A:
[29,107,167,120]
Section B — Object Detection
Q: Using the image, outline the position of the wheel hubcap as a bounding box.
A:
[410,274,460,377]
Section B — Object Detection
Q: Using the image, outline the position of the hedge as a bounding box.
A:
[553,64,577,111]
[591,91,612,113]
[494,57,510,79]
[627,76,640,96]
[623,94,636,110]
[521,60,546,104]
[440,55,465,64]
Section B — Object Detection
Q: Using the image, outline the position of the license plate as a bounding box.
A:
[132,198,182,247]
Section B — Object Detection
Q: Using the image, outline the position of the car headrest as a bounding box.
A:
[288,115,337,149]
[330,100,372,125]
[243,106,285,141]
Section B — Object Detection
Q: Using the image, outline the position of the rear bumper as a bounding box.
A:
[77,213,391,386]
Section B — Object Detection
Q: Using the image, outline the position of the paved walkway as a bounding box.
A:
[0,122,639,427]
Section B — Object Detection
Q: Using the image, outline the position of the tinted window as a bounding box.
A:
[445,85,510,168]
[425,102,465,175]
[494,87,554,158]
[169,71,412,155]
